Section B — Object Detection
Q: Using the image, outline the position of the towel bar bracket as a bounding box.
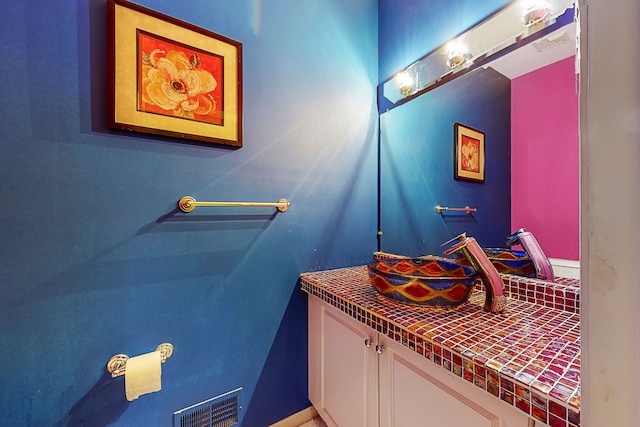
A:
[178,196,197,212]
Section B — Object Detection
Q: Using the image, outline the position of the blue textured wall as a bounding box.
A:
[377,0,513,255]
[0,1,377,426]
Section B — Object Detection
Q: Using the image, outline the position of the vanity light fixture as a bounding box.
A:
[522,0,549,26]
[380,0,576,106]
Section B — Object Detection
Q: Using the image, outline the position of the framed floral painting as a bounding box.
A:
[454,123,485,183]
[107,0,242,147]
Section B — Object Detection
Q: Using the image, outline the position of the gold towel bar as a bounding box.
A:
[436,205,476,215]
[178,196,290,213]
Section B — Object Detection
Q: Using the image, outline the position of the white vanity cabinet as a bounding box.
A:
[308,294,379,427]
[308,296,532,427]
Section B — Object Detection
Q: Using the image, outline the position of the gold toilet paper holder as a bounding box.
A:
[107,343,174,378]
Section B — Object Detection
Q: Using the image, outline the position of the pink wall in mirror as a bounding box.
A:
[511,56,579,260]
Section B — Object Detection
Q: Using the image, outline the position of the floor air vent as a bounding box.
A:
[174,387,242,427]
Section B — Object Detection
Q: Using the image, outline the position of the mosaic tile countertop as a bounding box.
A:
[502,275,580,314]
[301,266,581,427]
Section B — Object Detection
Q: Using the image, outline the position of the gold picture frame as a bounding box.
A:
[454,123,485,183]
[107,0,242,147]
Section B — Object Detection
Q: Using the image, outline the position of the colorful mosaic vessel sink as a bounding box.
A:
[484,248,536,277]
[455,248,536,277]
[367,256,478,308]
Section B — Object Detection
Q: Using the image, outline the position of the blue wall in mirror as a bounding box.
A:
[380,67,512,256]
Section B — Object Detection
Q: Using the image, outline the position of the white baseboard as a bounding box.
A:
[269,406,319,427]
[549,258,580,279]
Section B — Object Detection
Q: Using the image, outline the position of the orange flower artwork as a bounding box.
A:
[137,31,224,126]
[460,135,480,173]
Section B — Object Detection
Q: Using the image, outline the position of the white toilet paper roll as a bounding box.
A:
[125,351,162,401]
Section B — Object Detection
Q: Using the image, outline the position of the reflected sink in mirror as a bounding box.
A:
[453,248,536,277]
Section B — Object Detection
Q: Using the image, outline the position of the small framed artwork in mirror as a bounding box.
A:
[454,123,485,183]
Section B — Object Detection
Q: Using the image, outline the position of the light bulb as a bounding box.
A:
[446,41,469,68]
[522,0,549,26]
[395,71,414,96]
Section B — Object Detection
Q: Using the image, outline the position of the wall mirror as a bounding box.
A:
[378,0,580,279]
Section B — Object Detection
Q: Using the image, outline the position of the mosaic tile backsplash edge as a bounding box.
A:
[300,266,580,427]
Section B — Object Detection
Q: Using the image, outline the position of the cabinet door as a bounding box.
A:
[308,297,378,427]
[378,336,530,427]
